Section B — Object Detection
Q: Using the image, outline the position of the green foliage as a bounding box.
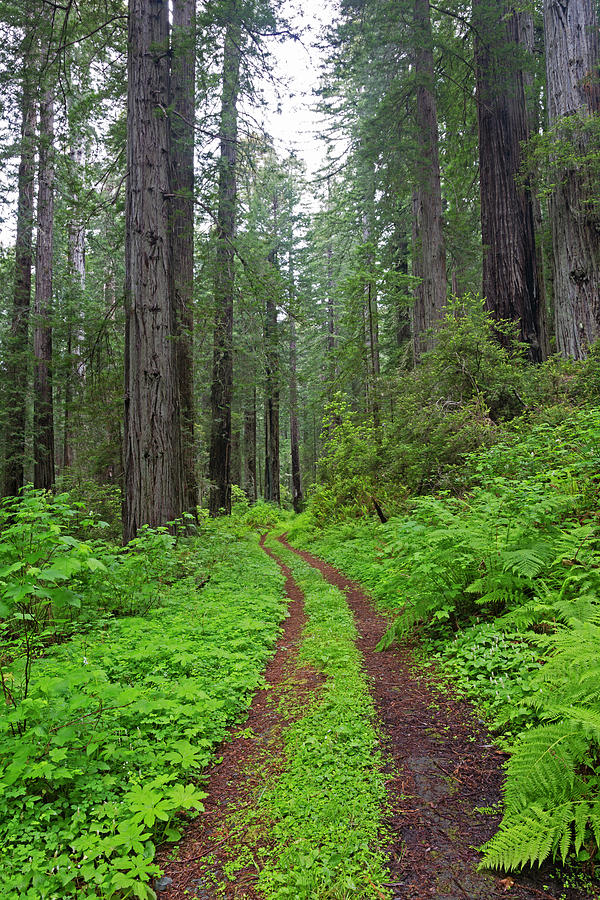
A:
[523,111,600,215]
[0,511,287,899]
[256,537,390,899]
[290,404,600,875]
[311,395,406,524]
[435,624,544,732]
[54,474,123,542]
[481,619,600,871]
[240,499,284,531]
[310,300,548,522]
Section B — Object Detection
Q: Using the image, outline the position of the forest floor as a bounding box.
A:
[159,535,599,900]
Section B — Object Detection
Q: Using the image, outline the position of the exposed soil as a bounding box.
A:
[156,536,322,899]
[279,536,599,900]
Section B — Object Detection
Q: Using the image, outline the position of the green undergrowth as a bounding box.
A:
[286,407,600,877]
[0,512,286,900]
[246,535,390,900]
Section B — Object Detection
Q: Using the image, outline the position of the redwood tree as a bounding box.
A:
[3,56,36,496]
[474,0,545,360]
[544,0,600,358]
[33,89,56,491]
[209,0,242,516]
[411,0,446,361]
[123,0,184,541]
[170,0,197,514]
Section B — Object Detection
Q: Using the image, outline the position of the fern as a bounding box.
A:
[482,622,600,871]
[502,724,587,809]
[501,543,553,580]
[482,801,586,870]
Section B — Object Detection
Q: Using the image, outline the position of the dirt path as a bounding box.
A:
[158,536,321,899]
[279,536,597,900]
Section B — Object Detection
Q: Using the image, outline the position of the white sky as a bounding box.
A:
[258,0,339,179]
[0,0,339,247]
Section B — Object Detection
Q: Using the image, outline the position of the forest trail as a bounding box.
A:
[159,535,595,900]
[159,536,321,899]
[277,536,593,900]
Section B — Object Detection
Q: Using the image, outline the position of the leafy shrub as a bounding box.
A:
[242,499,283,530]
[311,395,408,524]
[435,624,544,734]
[54,473,123,542]
[311,299,551,517]
[0,512,287,898]
[290,405,600,874]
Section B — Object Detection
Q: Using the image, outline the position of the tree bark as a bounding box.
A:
[209,1,242,516]
[544,0,600,358]
[170,0,197,514]
[393,227,411,352]
[411,0,446,361]
[243,388,257,502]
[288,237,303,513]
[264,192,280,505]
[3,71,36,496]
[123,0,184,542]
[362,207,380,427]
[289,315,302,512]
[473,0,544,360]
[33,90,55,491]
[63,142,86,471]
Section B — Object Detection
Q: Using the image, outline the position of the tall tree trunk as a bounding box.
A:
[264,289,280,503]
[63,143,86,471]
[393,227,411,352]
[243,388,257,502]
[362,209,380,427]
[326,178,336,358]
[33,90,55,491]
[289,315,302,512]
[288,239,302,513]
[411,0,446,361]
[3,72,36,496]
[171,0,197,514]
[544,0,600,358]
[231,412,242,487]
[473,0,544,360]
[521,10,550,358]
[209,1,242,516]
[123,0,184,542]
[264,192,280,505]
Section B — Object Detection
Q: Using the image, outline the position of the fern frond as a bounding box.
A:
[503,723,587,809]
[501,544,550,579]
[542,705,600,743]
[500,600,555,628]
[553,593,600,626]
[480,805,561,870]
[375,597,433,649]
[481,801,580,870]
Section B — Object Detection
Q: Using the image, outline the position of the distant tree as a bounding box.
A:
[411,0,446,360]
[33,87,56,490]
[264,188,280,504]
[3,36,36,496]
